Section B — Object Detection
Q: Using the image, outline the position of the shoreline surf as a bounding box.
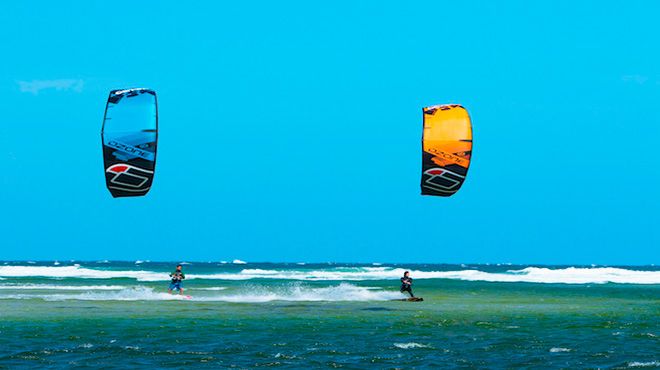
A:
[1,262,658,285]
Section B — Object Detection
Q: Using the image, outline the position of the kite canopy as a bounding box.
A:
[101,88,158,198]
[421,104,472,196]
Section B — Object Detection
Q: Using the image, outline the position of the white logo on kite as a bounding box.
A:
[422,168,464,194]
[105,163,153,192]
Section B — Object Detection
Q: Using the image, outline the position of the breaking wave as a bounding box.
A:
[549,347,572,353]
[0,265,658,284]
[189,267,660,284]
[0,265,163,281]
[0,284,126,290]
[393,343,433,349]
[628,362,660,368]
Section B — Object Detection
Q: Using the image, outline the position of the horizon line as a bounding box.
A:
[0,260,657,267]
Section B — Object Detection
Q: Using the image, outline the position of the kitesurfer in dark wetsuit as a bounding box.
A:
[400,271,414,297]
[168,264,186,295]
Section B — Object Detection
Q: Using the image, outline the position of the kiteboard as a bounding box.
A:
[391,297,424,302]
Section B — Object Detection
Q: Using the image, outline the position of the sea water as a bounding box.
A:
[0,261,658,368]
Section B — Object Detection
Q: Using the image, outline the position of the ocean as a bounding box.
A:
[0,261,658,369]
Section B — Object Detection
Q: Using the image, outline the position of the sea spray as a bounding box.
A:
[0,283,404,302]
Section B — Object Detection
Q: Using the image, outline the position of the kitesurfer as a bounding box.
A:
[400,271,414,297]
[168,264,186,295]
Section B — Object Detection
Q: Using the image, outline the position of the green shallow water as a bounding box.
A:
[0,263,658,368]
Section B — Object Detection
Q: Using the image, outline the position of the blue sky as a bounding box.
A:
[0,1,658,264]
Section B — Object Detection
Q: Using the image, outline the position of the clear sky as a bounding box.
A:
[1,1,658,264]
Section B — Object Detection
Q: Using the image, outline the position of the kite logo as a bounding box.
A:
[107,140,155,161]
[105,163,153,192]
[422,168,464,194]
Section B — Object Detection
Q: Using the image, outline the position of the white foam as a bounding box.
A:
[394,343,432,349]
[232,259,247,264]
[1,265,658,284]
[628,362,660,368]
[498,267,660,284]
[192,287,227,291]
[0,284,403,302]
[549,347,571,353]
[0,265,163,281]
[211,283,402,302]
[0,284,126,290]
[188,266,660,284]
[0,287,190,301]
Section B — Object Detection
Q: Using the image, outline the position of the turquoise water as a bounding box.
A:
[0,262,658,368]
